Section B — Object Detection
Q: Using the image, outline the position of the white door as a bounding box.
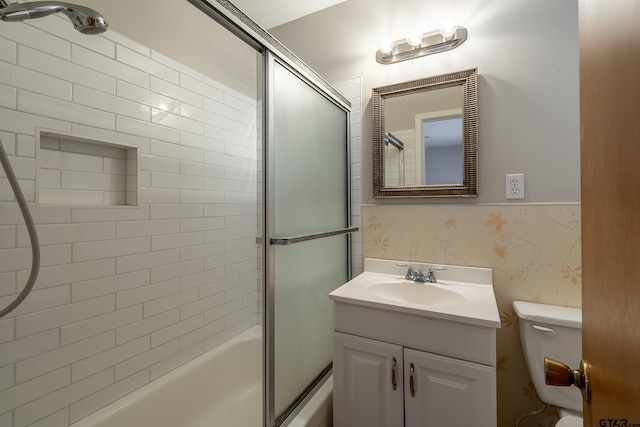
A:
[333,332,404,427]
[404,348,496,427]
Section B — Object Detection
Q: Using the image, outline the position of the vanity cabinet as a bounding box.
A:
[331,301,497,427]
[333,333,404,426]
[403,348,495,426]
[334,332,495,427]
[329,259,500,427]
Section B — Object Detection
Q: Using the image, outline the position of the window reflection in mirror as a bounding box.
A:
[422,115,463,185]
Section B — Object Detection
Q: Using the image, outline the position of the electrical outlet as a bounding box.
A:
[506,173,525,199]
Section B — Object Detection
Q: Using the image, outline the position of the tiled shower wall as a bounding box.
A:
[332,77,362,277]
[0,17,259,427]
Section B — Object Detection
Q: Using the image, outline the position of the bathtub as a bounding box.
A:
[70,325,332,427]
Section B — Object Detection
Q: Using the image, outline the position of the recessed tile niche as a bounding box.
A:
[36,130,139,207]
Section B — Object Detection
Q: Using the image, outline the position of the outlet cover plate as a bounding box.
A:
[506,173,525,199]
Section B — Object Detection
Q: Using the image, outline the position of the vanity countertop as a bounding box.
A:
[330,258,501,329]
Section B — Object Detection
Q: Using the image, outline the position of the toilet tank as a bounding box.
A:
[513,301,582,413]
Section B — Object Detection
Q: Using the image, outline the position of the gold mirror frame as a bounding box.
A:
[372,68,478,198]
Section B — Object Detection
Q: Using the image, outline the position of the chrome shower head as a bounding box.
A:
[0,1,107,34]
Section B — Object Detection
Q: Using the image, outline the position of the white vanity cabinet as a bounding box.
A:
[403,348,495,426]
[333,332,404,426]
[333,329,496,427]
[330,259,500,427]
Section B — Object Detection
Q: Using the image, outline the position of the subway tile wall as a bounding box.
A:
[0,17,259,427]
[38,133,138,207]
[332,77,362,277]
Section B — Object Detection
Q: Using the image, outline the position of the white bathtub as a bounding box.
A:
[70,325,332,427]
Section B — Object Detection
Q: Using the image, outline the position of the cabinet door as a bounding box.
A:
[333,332,404,427]
[404,348,496,427]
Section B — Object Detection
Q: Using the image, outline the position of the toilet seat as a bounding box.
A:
[556,415,583,427]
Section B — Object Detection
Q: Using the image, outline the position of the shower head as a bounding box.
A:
[0,1,107,34]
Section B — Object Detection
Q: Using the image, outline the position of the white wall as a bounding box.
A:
[271,0,581,204]
[0,12,259,427]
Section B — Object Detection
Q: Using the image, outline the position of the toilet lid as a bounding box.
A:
[556,416,583,427]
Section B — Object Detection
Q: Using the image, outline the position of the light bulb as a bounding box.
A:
[439,24,457,39]
[406,31,423,48]
[378,38,394,55]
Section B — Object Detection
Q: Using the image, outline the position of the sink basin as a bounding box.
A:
[329,258,501,328]
[369,281,466,306]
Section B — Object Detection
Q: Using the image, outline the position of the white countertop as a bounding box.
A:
[330,258,501,328]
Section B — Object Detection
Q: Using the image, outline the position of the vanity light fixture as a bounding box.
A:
[406,30,423,48]
[376,25,468,65]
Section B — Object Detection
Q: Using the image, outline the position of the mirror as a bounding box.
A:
[372,68,478,198]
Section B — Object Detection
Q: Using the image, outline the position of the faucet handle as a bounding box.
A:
[396,263,416,280]
[426,266,447,283]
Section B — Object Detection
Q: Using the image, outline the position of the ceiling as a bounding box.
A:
[229,0,348,29]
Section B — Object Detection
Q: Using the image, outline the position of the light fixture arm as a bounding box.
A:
[376,26,468,65]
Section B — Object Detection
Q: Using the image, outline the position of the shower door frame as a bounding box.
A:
[264,52,354,426]
[186,1,354,426]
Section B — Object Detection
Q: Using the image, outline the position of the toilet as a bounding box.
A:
[513,301,583,427]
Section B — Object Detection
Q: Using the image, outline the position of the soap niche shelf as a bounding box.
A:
[36,130,139,207]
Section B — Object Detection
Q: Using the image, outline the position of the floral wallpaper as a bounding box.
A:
[363,204,581,427]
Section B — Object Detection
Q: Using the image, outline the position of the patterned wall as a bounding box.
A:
[363,204,582,427]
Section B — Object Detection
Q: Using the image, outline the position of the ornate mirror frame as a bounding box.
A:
[372,68,478,198]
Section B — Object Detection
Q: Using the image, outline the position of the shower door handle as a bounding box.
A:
[270,226,358,246]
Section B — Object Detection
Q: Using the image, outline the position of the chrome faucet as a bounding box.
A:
[396,263,427,282]
[397,263,447,283]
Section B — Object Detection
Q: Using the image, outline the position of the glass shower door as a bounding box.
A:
[265,56,352,426]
